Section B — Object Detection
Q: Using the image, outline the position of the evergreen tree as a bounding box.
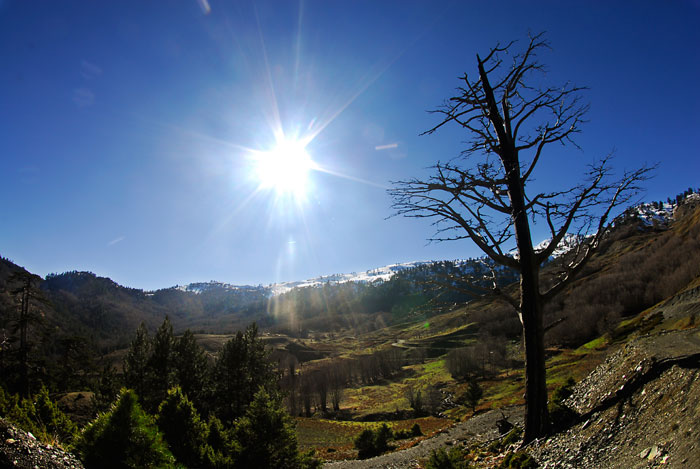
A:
[463,379,483,413]
[212,323,275,422]
[146,317,176,411]
[354,429,377,459]
[92,364,121,413]
[75,388,175,469]
[156,387,209,468]
[5,272,48,397]
[232,388,318,469]
[123,323,150,402]
[206,414,237,467]
[173,329,210,413]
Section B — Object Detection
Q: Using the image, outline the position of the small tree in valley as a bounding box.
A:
[462,379,483,413]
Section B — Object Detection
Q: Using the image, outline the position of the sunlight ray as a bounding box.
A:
[314,166,389,190]
[254,2,285,145]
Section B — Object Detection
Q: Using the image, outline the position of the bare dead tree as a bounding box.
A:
[390,32,652,443]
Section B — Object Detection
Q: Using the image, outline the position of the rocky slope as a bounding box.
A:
[0,419,84,469]
[323,326,700,468]
[529,327,700,468]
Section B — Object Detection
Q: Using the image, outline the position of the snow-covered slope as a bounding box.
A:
[175,281,267,295]
[173,259,485,297]
[269,261,437,295]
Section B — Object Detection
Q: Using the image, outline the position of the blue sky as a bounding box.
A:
[1,0,699,290]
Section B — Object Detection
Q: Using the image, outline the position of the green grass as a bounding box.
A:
[581,335,609,350]
[296,416,451,460]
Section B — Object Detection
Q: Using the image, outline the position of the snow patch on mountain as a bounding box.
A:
[269,261,438,295]
[175,281,265,295]
[632,202,674,226]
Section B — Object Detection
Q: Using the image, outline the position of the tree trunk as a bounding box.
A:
[19,280,30,398]
[520,282,550,443]
[503,153,550,443]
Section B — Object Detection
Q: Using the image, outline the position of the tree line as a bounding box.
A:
[1,317,320,468]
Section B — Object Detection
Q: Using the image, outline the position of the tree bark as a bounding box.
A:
[521,284,550,443]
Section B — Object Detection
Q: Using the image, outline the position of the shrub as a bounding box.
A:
[411,423,423,436]
[501,427,522,446]
[74,388,175,469]
[394,424,421,440]
[488,427,522,453]
[0,386,18,416]
[548,378,579,432]
[374,424,392,453]
[550,377,575,404]
[354,424,394,459]
[426,447,469,469]
[4,386,77,445]
[354,429,377,459]
[499,450,537,468]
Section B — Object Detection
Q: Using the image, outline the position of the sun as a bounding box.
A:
[253,138,315,197]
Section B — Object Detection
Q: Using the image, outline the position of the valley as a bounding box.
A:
[2,192,698,467]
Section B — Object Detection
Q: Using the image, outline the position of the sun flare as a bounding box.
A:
[253,138,315,197]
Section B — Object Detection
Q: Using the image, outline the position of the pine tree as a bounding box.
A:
[463,379,483,413]
[146,317,176,411]
[75,388,175,469]
[123,323,150,403]
[173,329,210,413]
[233,388,318,469]
[156,387,209,468]
[212,323,275,422]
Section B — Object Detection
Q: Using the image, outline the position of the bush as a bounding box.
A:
[411,423,422,436]
[393,423,421,440]
[488,427,522,453]
[74,388,175,469]
[355,429,377,459]
[550,377,575,404]
[374,424,392,453]
[499,450,537,468]
[548,378,578,432]
[4,386,77,445]
[426,447,469,469]
[354,424,394,459]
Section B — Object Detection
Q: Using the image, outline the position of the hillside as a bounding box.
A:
[320,198,700,467]
[0,255,515,351]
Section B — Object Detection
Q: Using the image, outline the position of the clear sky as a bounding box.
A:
[1,0,699,290]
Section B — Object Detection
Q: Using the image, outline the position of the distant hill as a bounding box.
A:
[0,189,697,353]
[0,255,516,351]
